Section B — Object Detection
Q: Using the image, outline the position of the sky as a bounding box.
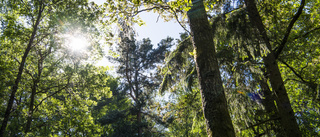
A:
[133,13,185,44]
[91,0,184,43]
[91,0,185,67]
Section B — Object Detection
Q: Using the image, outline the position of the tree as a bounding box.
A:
[159,33,207,136]
[103,0,236,136]
[108,21,173,136]
[0,0,106,135]
[208,0,319,136]
[208,5,283,135]
[94,76,139,136]
[187,1,236,136]
[244,0,305,136]
[0,1,45,135]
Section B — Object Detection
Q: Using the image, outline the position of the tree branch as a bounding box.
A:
[293,27,320,40]
[275,0,305,59]
[280,59,318,91]
[284,78,303,84]
[125,51,137,102]
[244,117,280,130]
[33,31,57,48]
[168,6,191,35]
[130,5,171,17]
[33,81,70,112]
[279,59,307,83]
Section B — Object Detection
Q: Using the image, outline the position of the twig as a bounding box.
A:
[33,82,69,112]
[279,59,307,83]
[293,27,320,40]
[244,117,280,130]
[170,7,191,35]
[275,0,306,59]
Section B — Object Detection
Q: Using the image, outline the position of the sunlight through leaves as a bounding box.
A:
[66,34,89,52]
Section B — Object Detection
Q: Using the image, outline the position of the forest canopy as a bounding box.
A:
[0,0,319,136]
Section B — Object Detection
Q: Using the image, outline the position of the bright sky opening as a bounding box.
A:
[91,0,185,67]
[68,35,88,51]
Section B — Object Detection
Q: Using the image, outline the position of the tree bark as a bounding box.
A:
[263,54,301,137]
[134,60,142,137]
[244,0,302,136]
[25,80,38,134]
[0,4,44,136]
[258,75,284,135]
[137,110,142,137]
[25,51,44,133]
[258,73,278,117]
[187,0,235,136]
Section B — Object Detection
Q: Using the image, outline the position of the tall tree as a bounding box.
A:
[110,21,173,136]
[187,1,236,136]
[244,0,304,136]
[159,33,207,136]
[0,1,45,135]
[209,0,319,136]
[209,6,284,135]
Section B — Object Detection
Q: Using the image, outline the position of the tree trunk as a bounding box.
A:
[135,71,142,137]
[25,81,37,134]
[0,4,44,136]
[25,51,44,133]
[137,110,142,137]
[258,75,284,135]
[187,0,235,136]
[263,54,301,137]
[244,0,302,136]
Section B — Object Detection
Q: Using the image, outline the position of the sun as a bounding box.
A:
[67,35,89,52]
[69,36,88,51]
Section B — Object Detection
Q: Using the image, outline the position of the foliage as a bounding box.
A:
[158,32,207,136]
[0,0,109,136]
[1,0,319,136]
[105,21,173,136]
[209,0,320,136]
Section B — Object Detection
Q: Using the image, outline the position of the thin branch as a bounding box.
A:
[244,117,280,130]
[281,60,318,90]
[24,67,36,82]
[293,27,320,40]
[275,0,306,59]
[279,59,307,83]
[33,80,70,112]
[284,78,303,84]
[156,13,161,23]
[169,7,191,35]
[36,85,64,94]
[32,31,56,48]
[165,36,191,65]
[130,5,171,17]
[299,59,309,74]
[125,51,137,102]
[128,3,190,34]
[14,57,21,65]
